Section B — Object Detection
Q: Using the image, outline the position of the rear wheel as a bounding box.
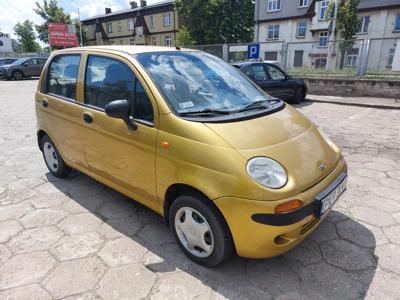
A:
[170,193,234,267]
[292,87,306,104]
[12,70,24,80]
[40,135,71,178]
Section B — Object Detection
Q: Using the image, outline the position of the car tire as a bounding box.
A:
[292,87,306,104]
[170,193,234,267]
[40,135,71,178]
[12,70,24,81]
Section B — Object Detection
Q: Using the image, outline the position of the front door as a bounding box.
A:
[264,65,292,100]
[79,54,158,207]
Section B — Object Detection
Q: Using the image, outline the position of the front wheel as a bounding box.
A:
[40,135,71,178]
[170,193,234,267]
[12,71,24,80]
[292,87,306,104]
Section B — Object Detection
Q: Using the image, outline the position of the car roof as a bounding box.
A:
[56,45,197,55]
[231,61,277,68]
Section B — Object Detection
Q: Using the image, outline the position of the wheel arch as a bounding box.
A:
[37,129,47,151]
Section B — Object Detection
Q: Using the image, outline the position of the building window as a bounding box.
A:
[120,39,124,45]
[165,35,172,46]
[128,19,135,31]
[294,50,304,67]
[388,47,395,66]
[318,31,328,47]
[297,22,307,38]
[357,16,370,34]
[267,0,281,12]
[130,38,135,45]
[315,57,327,69]
[267,25,280,39]
[151,36,157,45]
[265,51,278,61]
[150,16,156,28]
[107,23,112,33]
[117,21,122,32]
[299,0,308,8]
[345,48,359,67]
[395,14,400,31]
[163,14,171,27]
[136,26,143,37]
[319,0,329,20]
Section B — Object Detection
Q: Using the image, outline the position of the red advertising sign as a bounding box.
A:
[48,23,79,47]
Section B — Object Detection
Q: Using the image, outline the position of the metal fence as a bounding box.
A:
[0,52,49,58]
[187,38,399,79]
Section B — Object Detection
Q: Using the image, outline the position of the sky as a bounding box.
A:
[0,0,162,45]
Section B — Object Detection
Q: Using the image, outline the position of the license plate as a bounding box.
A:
[317,174,347,217]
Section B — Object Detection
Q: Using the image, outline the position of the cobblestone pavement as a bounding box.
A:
[0,79,399,300]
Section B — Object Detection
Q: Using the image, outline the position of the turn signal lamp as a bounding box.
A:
[274,200,304,214]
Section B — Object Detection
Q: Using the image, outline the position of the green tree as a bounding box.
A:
[34,0,86,46]
[11,39,22,52]
[14,20,41,52]
[175,26,195,46]
[175,0,254,45]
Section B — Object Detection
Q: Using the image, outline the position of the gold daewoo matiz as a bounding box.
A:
[35,46,347,266]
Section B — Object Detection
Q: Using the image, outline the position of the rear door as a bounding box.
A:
[36,53,88,170]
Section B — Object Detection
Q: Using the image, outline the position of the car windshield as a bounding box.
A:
[135,51,274,114]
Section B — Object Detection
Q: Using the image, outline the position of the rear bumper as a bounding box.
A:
[214,157,347,259]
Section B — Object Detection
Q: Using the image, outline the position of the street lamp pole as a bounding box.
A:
[72,0,83,46]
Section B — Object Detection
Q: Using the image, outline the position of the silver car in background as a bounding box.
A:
[0,57,47,80]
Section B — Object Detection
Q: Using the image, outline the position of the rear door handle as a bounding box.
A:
[42,99,48,108]
[83,113,93,124]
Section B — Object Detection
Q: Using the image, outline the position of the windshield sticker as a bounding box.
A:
[179,101,195,109]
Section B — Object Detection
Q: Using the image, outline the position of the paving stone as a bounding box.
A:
[35,182,64,194]
[96,222,124,239]
[0,251,55,289]
[284,240,322,265]
[137,223,175,247]
[337,220,380,248]
[44,257,105,299]
[0,189,36,206]
[96,263,156,300]
[0,202,33,222]
[62,200,89,214]
[375,244,400,274]
[7,178,44,191]
[364,162,396,172]
[20,208,68,228]
[103,216,143,237]
[351,206,395,227]
[50,232,104,260]
[362,194,400,213]
[365,268,400,300]
[98,199,137,219]
[57,213,102,234]
[62,292,101,300]
[0,284,52,300]
[30,193,69,208]
[321,239,376,271]
[0,244,11,266]
[308,220,338,243]
[150,271,212,300]
[382,225,400,245]
[299,262,368,299]
[0,220,23,243]
[98,237,147,267]
[7,226,63,254]
[387,170,400,180]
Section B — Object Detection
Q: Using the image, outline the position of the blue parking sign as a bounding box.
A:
[248,44,260,59]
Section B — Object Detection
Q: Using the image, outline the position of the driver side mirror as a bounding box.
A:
[105,100,137,130]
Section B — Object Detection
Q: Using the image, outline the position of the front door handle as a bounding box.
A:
[83,113,93,124]
[42,99,48,108]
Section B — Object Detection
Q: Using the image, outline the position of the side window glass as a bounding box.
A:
[133,79,153,123]
[243,68,254,79]
[266,65,286,80]
[250,65,268,81]
[85,56,134,109]
[47,55,80,100]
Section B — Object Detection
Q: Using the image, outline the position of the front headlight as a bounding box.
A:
[246,157,288,189]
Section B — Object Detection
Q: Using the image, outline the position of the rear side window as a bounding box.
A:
[47,55,80,100]
[85,55,153,123]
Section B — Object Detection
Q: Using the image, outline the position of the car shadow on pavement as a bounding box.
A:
[46,171,377,299]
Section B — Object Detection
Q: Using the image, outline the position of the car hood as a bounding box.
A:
[205,105,340,193]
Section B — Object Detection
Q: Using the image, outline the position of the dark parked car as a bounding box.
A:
[0,58,18,66]
[233,62,307,104]
[0,57,47,80]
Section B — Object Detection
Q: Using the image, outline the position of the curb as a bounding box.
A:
[305,98,400,110]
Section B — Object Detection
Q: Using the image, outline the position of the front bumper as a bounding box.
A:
[214,157,347,259]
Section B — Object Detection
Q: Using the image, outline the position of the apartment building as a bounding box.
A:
[254,0,400,69]
[82,0,179,47]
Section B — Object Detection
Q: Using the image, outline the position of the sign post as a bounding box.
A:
[48,23,79,48]
[248,44,260,60]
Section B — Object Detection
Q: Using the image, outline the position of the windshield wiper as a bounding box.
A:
[179,109,232,116]
[236,100,272,112]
